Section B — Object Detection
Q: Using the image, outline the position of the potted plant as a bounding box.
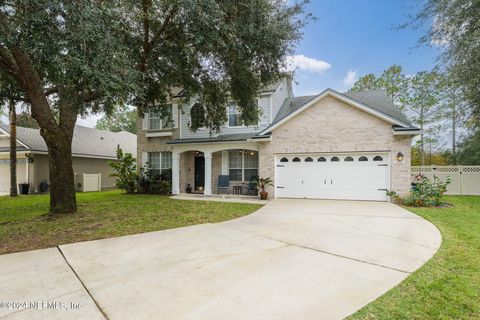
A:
[253,177,273,200]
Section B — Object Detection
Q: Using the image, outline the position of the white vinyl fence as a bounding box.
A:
[411,166,480,195]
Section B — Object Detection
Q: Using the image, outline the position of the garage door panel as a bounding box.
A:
[275,153,389,201]
[0,160,27,193]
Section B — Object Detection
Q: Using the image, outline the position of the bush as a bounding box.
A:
[403,174,451,207]
[138,168,172,194]
[109,148,137,193]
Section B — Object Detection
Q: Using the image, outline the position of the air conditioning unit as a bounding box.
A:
[75,173,102,192]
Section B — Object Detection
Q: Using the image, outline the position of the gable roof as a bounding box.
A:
[343,90,411,125]
[273,95,318,124]
[261,88,416,135]
[0,124,136,159]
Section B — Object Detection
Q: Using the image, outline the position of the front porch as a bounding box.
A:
[170,141,260,197]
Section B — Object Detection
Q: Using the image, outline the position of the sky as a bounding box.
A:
[14,1,439,128]
[287,0,438,96]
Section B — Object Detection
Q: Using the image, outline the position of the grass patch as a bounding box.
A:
[0,190,262,255]
[348,196,480,320]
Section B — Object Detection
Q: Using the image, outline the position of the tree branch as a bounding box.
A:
[9,47,57,130]
[148,6,178,49]
[0,47,21,81]
[44,87,59,96]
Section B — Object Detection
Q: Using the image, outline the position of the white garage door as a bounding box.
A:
[0,159,27,193]
[275,153,390,201]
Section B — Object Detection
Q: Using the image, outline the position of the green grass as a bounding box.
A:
[0,190,262,255]
[348,196,480,320]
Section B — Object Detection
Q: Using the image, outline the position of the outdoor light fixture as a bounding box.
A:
[396,152,404,162]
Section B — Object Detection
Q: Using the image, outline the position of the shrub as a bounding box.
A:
[138,167,172,194]
[109,148,137,194]
[403,174,451,207]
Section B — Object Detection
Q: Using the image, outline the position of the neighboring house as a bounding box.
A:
[0,124,136,194]
[137,76,420,201]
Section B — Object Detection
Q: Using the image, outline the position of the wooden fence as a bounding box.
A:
[411,166,480,195]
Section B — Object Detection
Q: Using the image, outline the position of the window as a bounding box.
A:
[359,156,368,161]
[292,157,301,162]
[305,157,313,162]
[244,150,259,181]
[344,156,354,162]
[373,155,383,161]
[331,156,340,162]
[229,150,258,181]
[318,157,326,162]
[149,105,173,130]
[280,157,289,162]
[228,104,242,127]
[148,152,172,174]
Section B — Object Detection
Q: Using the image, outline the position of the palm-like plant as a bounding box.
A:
[253,177,273,193]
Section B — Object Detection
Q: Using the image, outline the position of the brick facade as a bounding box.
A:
[258,96,412,198]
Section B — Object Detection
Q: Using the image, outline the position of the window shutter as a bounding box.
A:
[221,151,229,175]
[172,105,178,128]
[142,112,149,130]
[142,152,148,169]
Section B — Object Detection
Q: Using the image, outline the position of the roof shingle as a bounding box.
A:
[0,124,136,159]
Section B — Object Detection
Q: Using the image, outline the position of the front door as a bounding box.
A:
[194,156,205,191]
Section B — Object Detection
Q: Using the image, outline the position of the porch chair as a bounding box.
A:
[242,176,258,196]
[217,175,230,194]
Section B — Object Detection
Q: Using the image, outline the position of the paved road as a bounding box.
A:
[0,199,441,320]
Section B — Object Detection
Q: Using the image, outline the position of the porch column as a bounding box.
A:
[171,152,180,195]
[204,151,212,196]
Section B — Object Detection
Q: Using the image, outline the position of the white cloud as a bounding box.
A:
[342,69,358,89]
[285,54,331,73]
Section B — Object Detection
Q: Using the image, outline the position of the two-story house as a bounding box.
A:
[137,75,419,201]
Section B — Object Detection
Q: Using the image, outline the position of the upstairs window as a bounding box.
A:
[149,105,173,130]
[228,104,243,127]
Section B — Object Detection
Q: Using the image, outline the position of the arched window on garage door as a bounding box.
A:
[373,155,384,161]
[331,156,340,162]
[359,156,368,161]
[318,157,326,162]
[292,157,301,162]
[280,157,289,162]
[344,156,354,162]
[305,157,313,162]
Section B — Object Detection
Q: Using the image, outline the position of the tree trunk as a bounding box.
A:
[420,108,425,166]
[8,98,17,197]
[452,104,456,165]
[40,128,77,213]
[3,46,77,213]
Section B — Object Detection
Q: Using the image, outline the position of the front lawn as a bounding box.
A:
[0,190,262,255]
[348,196,480,320]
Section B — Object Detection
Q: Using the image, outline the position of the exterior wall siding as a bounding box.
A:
[270,80,290,121]
[258,96,412,198]
[32,154,120,192]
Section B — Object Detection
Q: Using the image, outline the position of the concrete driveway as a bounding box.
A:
[0,199,441,320]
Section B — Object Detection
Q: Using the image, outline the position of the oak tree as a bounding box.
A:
[0,1,136,212]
